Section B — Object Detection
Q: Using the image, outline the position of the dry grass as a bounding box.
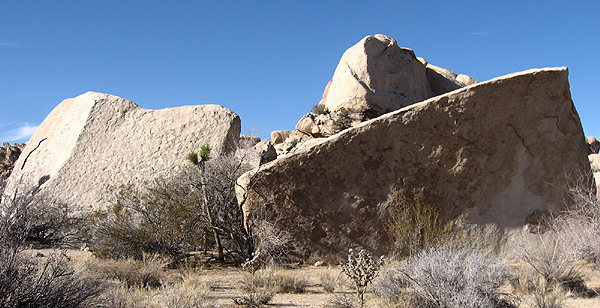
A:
[85,254,168,288]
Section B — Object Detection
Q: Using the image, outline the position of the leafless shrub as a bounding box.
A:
[249,206,293,264]
[0,192,105,307]
[394,245,511,308]
[372,266,407,303]
[341,249,385,307]
[552,177,600,262]
[324,294,357,308]
[1,186,84,247]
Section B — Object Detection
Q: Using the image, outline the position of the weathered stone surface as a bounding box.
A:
[245,68,590,257]
[426,63,463,95]
[271,130,291,144]
[586,136,600,154]
[589,154,600,198]
[296,115,320,136]
[321,34,433,117]
[253,140,277,165]
[0,142,25,191]
[457,74,478,86]
[3,92,241,211]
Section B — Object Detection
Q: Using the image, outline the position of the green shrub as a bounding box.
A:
[87,180,212,266]
[311,104,328,115]
[332,107,354,133]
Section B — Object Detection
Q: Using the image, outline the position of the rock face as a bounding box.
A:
[320,34,433,117]
[245,68,590,257]
[586,136,600,154]
[0,142,25,191]
[3,92,241,211]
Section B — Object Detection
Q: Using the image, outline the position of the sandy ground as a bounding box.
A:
[23,249,600,307]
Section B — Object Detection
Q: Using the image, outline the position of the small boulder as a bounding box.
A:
[271,130,291,144]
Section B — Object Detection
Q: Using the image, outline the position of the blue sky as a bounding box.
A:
[1,1,599,142]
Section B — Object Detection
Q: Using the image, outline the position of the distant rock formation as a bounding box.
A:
[0,142,25,192]
[245,68,591,257]
[3,92,241,211]
[272,34,478,157]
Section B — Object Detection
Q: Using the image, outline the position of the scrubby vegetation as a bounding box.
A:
[0,187,105,307]
[311,103,329,115]
[333,107,354,132]
[87,180,211,265]
[341,249,385,307]
[5,142,600,307]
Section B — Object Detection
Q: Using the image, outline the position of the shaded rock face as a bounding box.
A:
[245,68,590,257]
[0,142,25,192]
[3,92,241,211]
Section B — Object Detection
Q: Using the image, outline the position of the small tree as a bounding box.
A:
[341,249,385,307]
[187,144,265,264]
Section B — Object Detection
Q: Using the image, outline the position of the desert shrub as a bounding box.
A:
[341,249,385,307]
[249,207,294,264]
[311,103,328,115]
[552,178,600,262]
[86,254,168,288]
[100,277,213,308]
[372,266,407,303]
[87,179,212,265]
[513,234,594,307]
[320,270,344,292]
[235,272,274,307]
[333,107,354,133]
[325,294,357,308]
[1,187,84,247]
[272,271,309,293]
[0,189,105,307]
[390,245,511,308]
[385,189,507,259]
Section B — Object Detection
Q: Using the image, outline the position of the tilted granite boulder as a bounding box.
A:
[244,68,591,257]
[3,92,241,211]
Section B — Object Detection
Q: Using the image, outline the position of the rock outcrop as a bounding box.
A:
[318,34,477,120]
[3,92,241,211]
[279,34,478,156]
[244,67,590,257]
[0,142,25,191]
[586,136,600,154]
[320,34,433,118]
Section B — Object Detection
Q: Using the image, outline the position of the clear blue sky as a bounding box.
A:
[1,1,599,142]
